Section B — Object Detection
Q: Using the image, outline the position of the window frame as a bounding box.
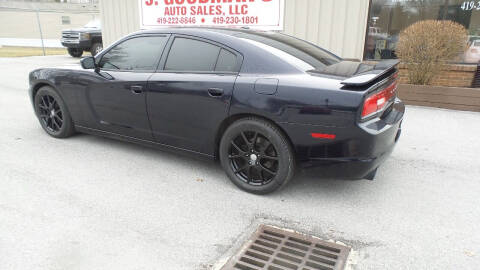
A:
[95,33,171,73]
[362,0,373,61]
[215,48,239,73]
[61,16,71,25]
[363,0,474,63]
[156,34,243,75]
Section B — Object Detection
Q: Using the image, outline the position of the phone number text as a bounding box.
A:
[156,17,197,24]
[212,16,259,25]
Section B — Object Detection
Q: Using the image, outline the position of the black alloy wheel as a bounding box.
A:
[220,118,295,194]
[229,131,279,185]
[34,86,75,138]
[37,94,63,133]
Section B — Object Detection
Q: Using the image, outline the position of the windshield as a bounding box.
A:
[84,20,101,29]
[228,31,341,71]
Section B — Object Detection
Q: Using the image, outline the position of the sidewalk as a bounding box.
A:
[0,37,62,48]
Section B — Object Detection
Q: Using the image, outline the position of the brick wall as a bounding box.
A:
[398,63,476,88]
[397,84,480,112]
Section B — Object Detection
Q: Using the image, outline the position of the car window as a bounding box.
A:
[165,37,221,72]
[215,49,237,72]
[99,36,168,71]
[226,31,341,71]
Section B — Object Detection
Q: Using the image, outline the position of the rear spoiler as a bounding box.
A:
[340,59,399,87]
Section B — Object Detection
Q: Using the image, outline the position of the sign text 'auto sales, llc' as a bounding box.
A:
[140,0,284,30]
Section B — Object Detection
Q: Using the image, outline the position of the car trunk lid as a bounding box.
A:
[340,59,399,87]
[307,59,399,88]
[309,59,400,121]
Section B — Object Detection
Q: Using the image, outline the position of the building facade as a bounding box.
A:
[366,0,480,64]
[99,0,370,60]
[100,0,480,64]
[0,0,99,40]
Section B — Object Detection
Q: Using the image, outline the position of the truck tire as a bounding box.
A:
[90,43,103,56]
[67,48,83,58]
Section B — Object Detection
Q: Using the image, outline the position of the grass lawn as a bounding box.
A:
[0,46,68,57]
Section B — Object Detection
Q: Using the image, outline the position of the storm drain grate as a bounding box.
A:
[221,225,350,270]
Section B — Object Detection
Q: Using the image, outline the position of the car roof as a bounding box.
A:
[119,27,341,75]
[135,26,271,36]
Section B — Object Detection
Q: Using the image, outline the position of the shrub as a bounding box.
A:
[396,20,467,85]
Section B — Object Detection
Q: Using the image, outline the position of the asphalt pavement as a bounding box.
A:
[1,55,479,270]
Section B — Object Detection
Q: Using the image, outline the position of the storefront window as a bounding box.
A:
[366,0,480,64]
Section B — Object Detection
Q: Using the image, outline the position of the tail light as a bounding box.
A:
[361,76,398,118]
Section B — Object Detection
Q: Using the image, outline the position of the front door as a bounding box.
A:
[147,36,241,155]
[85,35,170,140]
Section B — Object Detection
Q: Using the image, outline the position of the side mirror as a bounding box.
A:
[80,56,96,69]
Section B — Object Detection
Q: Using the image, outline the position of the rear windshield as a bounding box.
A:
[229,31,341,71]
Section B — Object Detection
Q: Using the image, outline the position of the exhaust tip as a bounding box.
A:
[364,168,378,180]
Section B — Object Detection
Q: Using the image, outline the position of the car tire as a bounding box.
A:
[67,48,83,58]
[90,42,103,56]
[34,86,75,138]
[219,117,295,194]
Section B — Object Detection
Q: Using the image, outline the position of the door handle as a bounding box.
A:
[207,88,224,97]
[130,85,143,94]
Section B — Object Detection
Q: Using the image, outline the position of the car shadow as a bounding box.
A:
[74,132,224,172]
[72,133,367,196]
[285,174,364,194]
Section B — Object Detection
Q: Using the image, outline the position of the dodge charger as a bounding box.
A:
[29,28,404,194]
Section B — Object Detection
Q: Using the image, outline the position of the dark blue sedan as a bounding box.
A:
[29,28,404,194]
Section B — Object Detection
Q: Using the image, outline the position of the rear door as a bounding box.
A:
[85,35,169,140]
[147,35,242,155]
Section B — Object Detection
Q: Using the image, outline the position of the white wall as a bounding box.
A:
[99,0,140,46]
[283,0,370,60]
[100,0,370,60]
[0,10,98,39]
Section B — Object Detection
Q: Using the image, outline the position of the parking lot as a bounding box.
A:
[1,55,479,269]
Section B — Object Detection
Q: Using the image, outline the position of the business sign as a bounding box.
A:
[140,0,284,30]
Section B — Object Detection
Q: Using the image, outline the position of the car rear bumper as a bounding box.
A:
[281,98,404,180]
[299,136,398,180]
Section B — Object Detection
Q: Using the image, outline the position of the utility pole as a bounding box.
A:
[35,8,46,56]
